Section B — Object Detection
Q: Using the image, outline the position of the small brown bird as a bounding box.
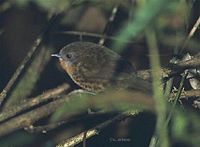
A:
[52,42,151,93]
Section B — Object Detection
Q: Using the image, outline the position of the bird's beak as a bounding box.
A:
[51,53,61,58]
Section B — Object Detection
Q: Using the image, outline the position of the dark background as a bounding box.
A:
[0,0,199,147]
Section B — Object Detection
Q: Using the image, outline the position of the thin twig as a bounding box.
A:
[0,93,73,137]
[174,53,200,69]
[176,89,200,99]
[0,14,60,108]
[99,5,118,45]
[4,47,52,108]
[181,16,200,52]
[0,68,198,136]
[0,84,69,123]
[56,31,200,52]
[56,111,139,147]
[166,72,188,125]
[83,131,87,147]
[138,69,200,103]
[24,120,68,134]
[55,31,136,44]
[136,67,179,81]
[0,88,152,137]
[24,112,107,133]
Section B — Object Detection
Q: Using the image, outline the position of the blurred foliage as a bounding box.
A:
[145,27,168,146]
[51,90,153,122]
[172,111,188,138]
[172,109,200,146]
[157,0,190,31]
[113,0,172,51]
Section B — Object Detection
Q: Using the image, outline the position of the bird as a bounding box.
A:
[52,41,151,94]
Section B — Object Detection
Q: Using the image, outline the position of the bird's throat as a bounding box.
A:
[59,58,75,78]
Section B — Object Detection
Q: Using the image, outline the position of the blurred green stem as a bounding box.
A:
[145,27,168,147]
[166,72,188,125]
[113,0,169,52]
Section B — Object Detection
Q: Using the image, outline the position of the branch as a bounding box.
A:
[173,53,200,69]
[55,30,200,55]
[24,112,107,133]
[4,47,52,108]
[136,68,180,81]
[24,121,68,134]
[56,111,139,147]
[171,89,200,100]
[0,93,72,137]
[181,16,200,52]
[0,84,69,122]
[0,14,60,108]
[0,90,154,137]
[55,31,136,44]
[99,5,118,45]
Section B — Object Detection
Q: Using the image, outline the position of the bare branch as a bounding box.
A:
[181,16,200,52]
[0,84,69,122]
[0,14,60,108]
[0,89,153,137]
[56,31,136,44]
[24,112,106,133]
[24,120,68,134]
[99,5,118,45]
[174,53,200,69]
[56,111,139,147]
[0,93,72,137]
[171,89,200,100]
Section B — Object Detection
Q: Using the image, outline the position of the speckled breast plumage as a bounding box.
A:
[59,58,106,92]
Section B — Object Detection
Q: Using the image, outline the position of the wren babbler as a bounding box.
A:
[52,42,151,93]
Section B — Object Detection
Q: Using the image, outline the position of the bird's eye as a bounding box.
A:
[66,53,73,59]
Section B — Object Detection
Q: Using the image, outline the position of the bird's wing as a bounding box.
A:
[89,47,135,80]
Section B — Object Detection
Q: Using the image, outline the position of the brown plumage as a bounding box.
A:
[53,42,151,93]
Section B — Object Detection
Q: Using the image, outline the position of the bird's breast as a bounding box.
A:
[71,72,106,92]
[59,58,106,92]
[59,58,75,78]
